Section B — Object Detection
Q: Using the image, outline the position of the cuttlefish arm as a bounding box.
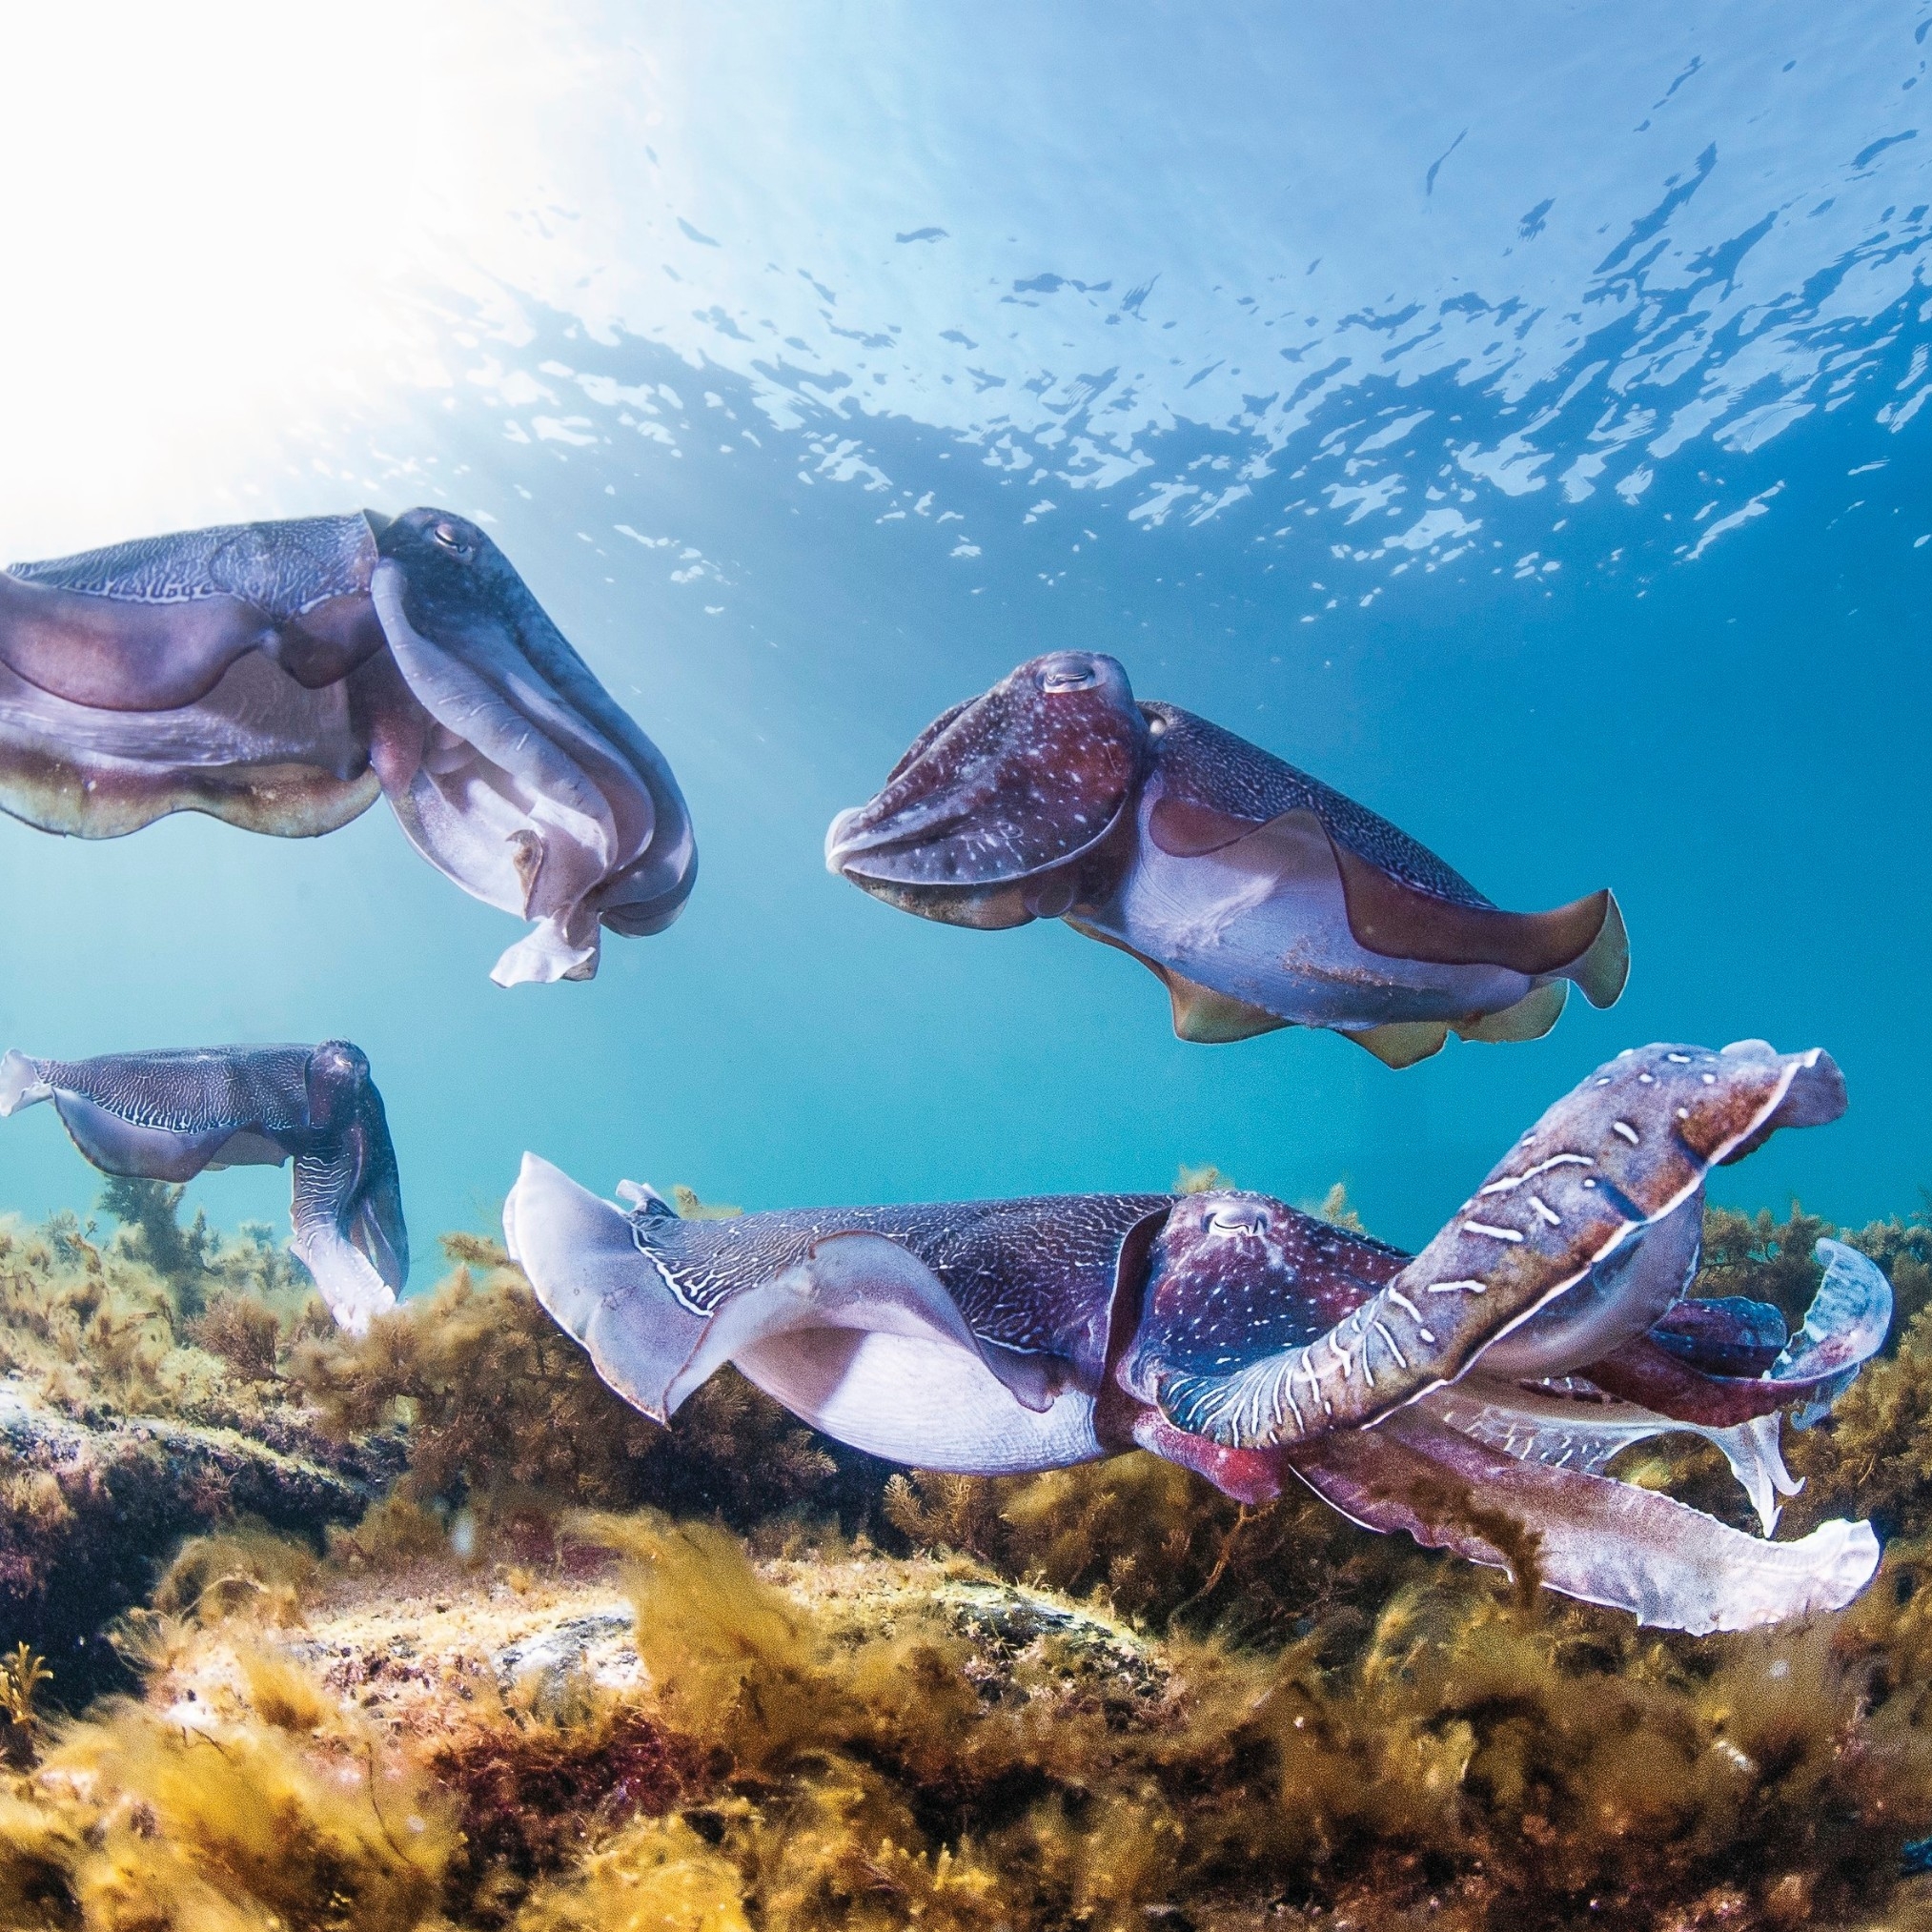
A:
[1580,1239,1893,1430]
[0,1040,407,1332]
[285,1041,411,1333]
[1413,1238,1894,1538]
[368,512,696,985]
[506,1155,1165,1473]
[1109,1047,1882,1627]
[0,509,696,985]
[825,650,1623,1061]
[1124,1040,1847,1450]
[825,651,1149,929]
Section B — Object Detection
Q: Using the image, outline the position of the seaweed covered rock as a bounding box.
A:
[0,1377,377,1698]
[1,1512,1929,1932]
[0,1183,1931,1927]
[0,1207,390,1700]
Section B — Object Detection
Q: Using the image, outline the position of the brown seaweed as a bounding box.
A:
[0,1187,1922,1928]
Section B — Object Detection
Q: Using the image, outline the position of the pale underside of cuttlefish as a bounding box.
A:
[0,1041,407,1332]
[507,1040,1889,1634]
[0,509,695,986]
[825,652,1627,1066]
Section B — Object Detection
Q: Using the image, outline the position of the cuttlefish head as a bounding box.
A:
[376,509,543,651]
[826,650,1149,926]
[368,508,696,985]
[303,1039,373,1135]
[1112,1043,1890,1634]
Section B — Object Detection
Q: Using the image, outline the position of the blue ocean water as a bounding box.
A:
[0,2,1927,1263]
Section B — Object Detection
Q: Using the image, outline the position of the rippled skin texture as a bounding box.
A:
[0,1040,406,1332]
[510,1039,1890,1634]
[826,651,1628,1065]
[0,508,695,986]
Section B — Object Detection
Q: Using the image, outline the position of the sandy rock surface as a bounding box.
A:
[146,1546,1167,1741]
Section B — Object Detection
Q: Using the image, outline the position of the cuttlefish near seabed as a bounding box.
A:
[508,1040,1889,1634]
[826,652,1626,1065]
[0,509,695,986]
[0,1041,406,1333]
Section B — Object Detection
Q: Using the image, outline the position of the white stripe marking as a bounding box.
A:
[1373,1317,1408,1371]
[1478,1152,1593,1196]
[1461,1220,1523,1242]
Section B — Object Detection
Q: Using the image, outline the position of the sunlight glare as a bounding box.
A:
[0,1,484,549]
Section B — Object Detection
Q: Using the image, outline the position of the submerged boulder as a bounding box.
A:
[0,1374,383,1699]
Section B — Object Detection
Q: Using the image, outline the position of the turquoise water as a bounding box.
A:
[1,3,1927,1263]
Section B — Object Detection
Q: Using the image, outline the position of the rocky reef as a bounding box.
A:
[0,1179,1928,1928]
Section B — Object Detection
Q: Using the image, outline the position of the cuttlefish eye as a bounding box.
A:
[432,521,474,559]
[1038,655,1100,694]
[1207,1203,1270,1237]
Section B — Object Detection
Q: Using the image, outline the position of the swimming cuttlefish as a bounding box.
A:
[0,1041,406,1332]
[827,651,1627,1065]
[0,510,695,986]
[508,1039,1888,1633]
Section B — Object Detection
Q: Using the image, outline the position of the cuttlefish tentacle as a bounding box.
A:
[827,652,1625,1057]
[0,508,695,984]
[1287,1404,1878,1637]
[0,1041,407,1332]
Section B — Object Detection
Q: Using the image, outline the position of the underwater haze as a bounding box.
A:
[0,0,1928,1259]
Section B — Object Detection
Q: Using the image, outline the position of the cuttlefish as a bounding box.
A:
[0,509,695,986]
[826,652,1626,1065]
[0,1041,406,1332]
[507,1040,1888,1633]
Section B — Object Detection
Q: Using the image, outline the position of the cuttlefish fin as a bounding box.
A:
[1290,1404,1877,1634]
[1164,976,1292,1045]
[1347,978,1569,1064]
[1067,918,1290,1044]
[505,1152,711,1425]
[781,1231,1064,1413]
[506,1157,1062,1430]
[1348,1020,1451,1068]
[52,1093,236,1184]
[1145,797,1628,1004]
[0,1051,52,1116]
[1331,835,1629,1004]
[1454,979,1570,1045]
